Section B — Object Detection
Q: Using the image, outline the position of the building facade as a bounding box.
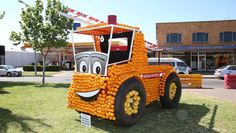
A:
[156,20,236,71]
[46,42,94,69]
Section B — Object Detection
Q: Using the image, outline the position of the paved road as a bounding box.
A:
[184,79,236,104]
[1,71,236,103]
[0,71,73,83]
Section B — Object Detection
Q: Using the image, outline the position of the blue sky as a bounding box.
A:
[0,0,236,48]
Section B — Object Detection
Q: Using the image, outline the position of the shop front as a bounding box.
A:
[161,45,236,71]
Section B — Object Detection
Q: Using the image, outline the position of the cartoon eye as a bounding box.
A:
[92,62,102,74]
[79,61,88,73]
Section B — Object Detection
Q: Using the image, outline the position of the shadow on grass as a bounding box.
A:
[0,87,9,95]
[0,82,70,90]
[183,87,214,89]
[0,108,51,133]
[80,103,219,133]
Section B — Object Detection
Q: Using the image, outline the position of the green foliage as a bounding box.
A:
[45,65,60,71]
[10,0,73,83]
[23,65,60,71]
[10,0,72,52]
[0,11,5,19]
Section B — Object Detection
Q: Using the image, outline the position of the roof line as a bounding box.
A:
[156,19,236,24]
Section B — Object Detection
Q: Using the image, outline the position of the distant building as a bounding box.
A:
[0,45,40,67]
[46,42,94,69]
[0,45,5,65]
[156,20,236,71]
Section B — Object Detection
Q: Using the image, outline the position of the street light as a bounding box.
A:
[18,0,38,76]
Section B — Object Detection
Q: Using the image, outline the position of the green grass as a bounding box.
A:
[0,82,236,133]
[22,71,60,77]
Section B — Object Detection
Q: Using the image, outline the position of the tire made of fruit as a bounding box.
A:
[160,73,182,109]
[114,78,146,127]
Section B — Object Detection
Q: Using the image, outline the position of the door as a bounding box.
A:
[191,52,198,70]
[228,66,236,75]
[198,52,206,71]
[198,56,206,70]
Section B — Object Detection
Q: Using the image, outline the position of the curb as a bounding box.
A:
[202,76,218,79]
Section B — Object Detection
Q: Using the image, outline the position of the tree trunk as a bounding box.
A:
[34,50,37,76]
[42,55,46,84]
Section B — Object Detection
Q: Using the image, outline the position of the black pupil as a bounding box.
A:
[82,65,86,72]
[96,66,101,74]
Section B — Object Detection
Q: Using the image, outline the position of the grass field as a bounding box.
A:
[22,71,60,77]
[0,82,236,133]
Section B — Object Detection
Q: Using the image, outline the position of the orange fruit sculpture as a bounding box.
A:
[68,23,182,127]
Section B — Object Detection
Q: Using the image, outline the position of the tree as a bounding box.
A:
[0,11,5,19]
[10,0,73,84]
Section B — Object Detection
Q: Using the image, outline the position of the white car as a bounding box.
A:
[0,65,22,77]
[214,65,236,79]
[148,58,192,74]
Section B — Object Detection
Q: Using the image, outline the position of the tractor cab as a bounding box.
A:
[73,24,139,76]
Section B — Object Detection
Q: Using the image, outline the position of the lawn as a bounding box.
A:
[0,82,236,133]
[22,71,60,77]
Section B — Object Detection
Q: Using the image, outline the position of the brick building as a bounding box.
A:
[156,20,236,71]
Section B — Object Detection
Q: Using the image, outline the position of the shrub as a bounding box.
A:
[45,65,60,71]
[23,65,60,71]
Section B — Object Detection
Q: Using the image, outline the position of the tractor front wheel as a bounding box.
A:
[114,78,146,127]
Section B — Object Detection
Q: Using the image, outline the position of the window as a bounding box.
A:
[192,32,208,43]
[166,33,182,43]
[228,66,234,70]
[0,66,5,69]
[228,66,236,70]
[177,62,187,67]
[100,32,133,64]
[219,32,236,42]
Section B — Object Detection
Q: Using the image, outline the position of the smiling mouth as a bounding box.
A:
[76,89,100,98]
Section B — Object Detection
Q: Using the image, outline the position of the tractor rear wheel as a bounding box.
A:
[160,73,182,109]
[114,78,146,127]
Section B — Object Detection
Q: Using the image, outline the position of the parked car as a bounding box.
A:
[148,58,192,74]
[214,65,236,79]
[0,65,22,77]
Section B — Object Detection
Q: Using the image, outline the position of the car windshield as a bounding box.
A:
[6,65,15,69]
[219,65,228,69]
[177,62,187,67]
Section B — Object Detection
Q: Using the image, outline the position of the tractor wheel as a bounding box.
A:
[160,73,182,109]
[114,78,146,127]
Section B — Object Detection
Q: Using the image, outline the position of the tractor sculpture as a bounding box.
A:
[65,13,182,127]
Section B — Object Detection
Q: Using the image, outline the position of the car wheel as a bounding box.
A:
[160,73,182,109]
[114,78,146,127]
[7,72,12,77]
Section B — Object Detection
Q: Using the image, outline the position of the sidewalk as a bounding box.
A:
[192,71,218,79]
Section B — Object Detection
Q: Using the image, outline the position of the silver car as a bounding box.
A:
[214,65,236,79]
[0,65,22,77]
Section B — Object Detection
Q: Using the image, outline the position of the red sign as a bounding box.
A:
[141,73,163,79]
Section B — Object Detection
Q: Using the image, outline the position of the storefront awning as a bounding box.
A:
[161,44,236,51]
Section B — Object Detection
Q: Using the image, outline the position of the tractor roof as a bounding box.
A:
[74,23,140,35]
